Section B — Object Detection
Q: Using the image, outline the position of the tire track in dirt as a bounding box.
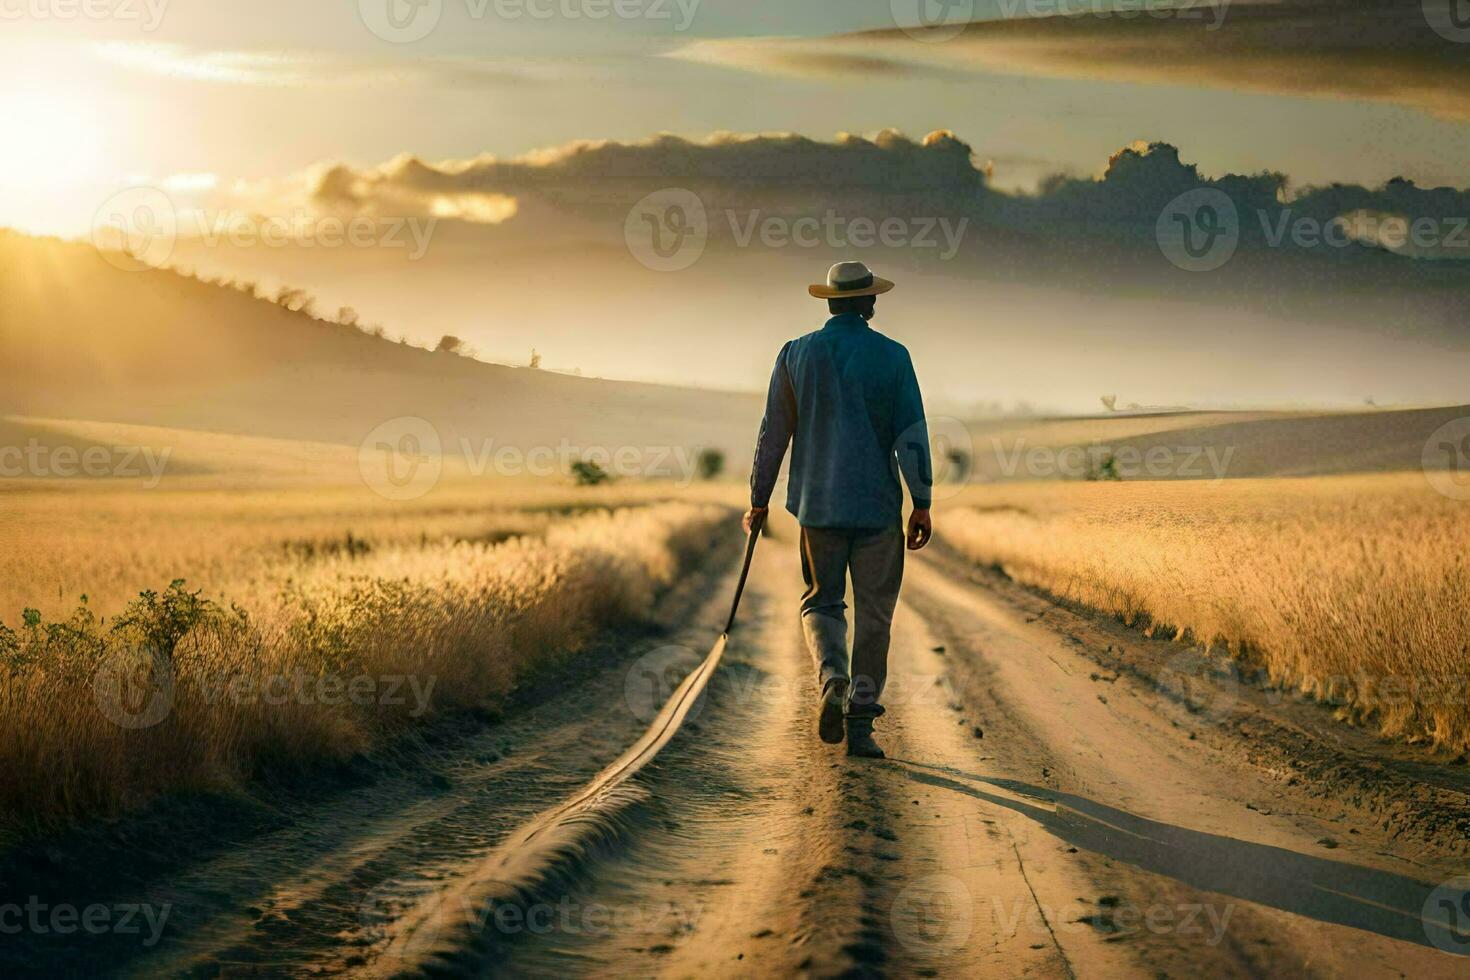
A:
[370,617,735,970]
[478,530,1179,978]
[897,550,1466,978]
[481,529,1291,978]
[87,527,1470,978]
[485,533,872,977]
[95,535,746,978]
[849,593,1142,978]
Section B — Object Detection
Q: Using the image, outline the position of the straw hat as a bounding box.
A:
[808,261,895,299]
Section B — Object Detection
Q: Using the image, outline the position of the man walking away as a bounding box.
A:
[744,261,934,759]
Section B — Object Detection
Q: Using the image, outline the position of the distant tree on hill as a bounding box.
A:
[570,459,611,486]
[529,348,542,369]
[1100,395,1118,412]
[337,306,359,328]
[436,335,464,355]
[945,448,971,483]
[1086,453,1122,481]
[273,286,316,316]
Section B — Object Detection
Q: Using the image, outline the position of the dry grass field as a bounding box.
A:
[944,472,1470,753]
[0,475,733,621]
[0,474,735,837]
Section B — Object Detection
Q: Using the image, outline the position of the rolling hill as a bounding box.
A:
[0,230,762,476]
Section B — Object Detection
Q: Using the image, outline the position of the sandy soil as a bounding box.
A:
[8,527,1469,977]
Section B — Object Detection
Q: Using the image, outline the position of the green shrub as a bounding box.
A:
[696,449,725,481]
[570,460,611,486]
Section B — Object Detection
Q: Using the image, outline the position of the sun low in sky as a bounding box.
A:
[4,0,1470,240]
[0,88,109,234]
[3,0,1468,410]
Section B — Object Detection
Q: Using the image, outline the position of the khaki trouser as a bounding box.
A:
[798,525,905,720]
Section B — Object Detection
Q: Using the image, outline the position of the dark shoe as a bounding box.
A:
[819,678,849,744]
[845,717,885,759]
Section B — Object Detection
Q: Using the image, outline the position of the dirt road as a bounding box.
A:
[15,525,1470,977]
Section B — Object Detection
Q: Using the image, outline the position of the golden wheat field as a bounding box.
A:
[0,478,742,620]
[943,472,1470,753]
[0,476,736,837]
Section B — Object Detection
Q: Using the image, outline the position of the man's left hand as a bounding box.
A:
[906,508,932,551]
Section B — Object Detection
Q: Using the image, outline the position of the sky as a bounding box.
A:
[5,0,1470,237]
[5,0,1470,409]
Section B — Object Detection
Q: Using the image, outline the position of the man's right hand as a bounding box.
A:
[743,506,769,535]
[906,508,932,551]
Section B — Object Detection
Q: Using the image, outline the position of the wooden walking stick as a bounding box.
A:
[722,510,765,635]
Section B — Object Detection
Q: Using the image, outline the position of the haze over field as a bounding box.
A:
[6,226,1467,492]
[158,129,1470,411]
[5,0,1470,412]
[0,231,761,469]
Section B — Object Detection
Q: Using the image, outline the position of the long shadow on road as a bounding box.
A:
[891,759,1467,955]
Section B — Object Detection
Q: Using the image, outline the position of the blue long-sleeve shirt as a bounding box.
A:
[750,313,932,528]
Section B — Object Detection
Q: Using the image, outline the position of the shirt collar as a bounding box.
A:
[823,313,869,331]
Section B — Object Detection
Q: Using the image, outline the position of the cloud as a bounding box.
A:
[287,131,1468,242]
[91,42,582,88]
[668,38,969,81]
[669,1,1470,121]
[155,129,1470,400]
[168,129,1470,273]
[299,129,989,223]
